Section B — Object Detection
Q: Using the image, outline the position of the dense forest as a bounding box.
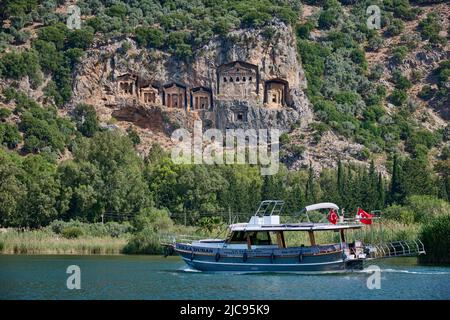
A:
[0,1,449,261]
[0,90,448,228]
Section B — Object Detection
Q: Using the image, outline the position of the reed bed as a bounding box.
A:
[0,220,421,255]
[0,229,128,255]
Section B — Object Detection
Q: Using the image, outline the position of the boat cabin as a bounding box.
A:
[224,201,364,253]
[226,230,285,249]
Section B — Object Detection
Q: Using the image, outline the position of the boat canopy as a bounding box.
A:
[303,202,339,212]
[229,222,362,232]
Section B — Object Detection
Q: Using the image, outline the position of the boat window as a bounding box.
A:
[227,231,247,244]
[249,232,272,246]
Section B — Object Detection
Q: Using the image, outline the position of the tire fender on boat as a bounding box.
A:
[243,252,248,262]
[215,252,220,262]
[270,253,275,263]
[190,250,194,261]
[163,245,174,257]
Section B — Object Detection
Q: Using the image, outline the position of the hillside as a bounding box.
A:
[0,1,449,229]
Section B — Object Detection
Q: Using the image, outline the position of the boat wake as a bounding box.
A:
[356,268,450,275]
[172,268,450,276]
[179,267,202,273]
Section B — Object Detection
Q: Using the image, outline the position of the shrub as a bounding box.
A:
[418,13,444,44]
[106,3,128,19]
[404,195,450,223]
[366,35,383,52]
[358,147,370,161]
[104,222,133,238]
[419,214,450,264]
[390,89,407,106]
[133,208,173,233]
[392,46,408,64]
[296,22,314,39]
[290,144,306,158]
[66,27,94,50]
[385,196,450,224]
[0,123,22,149]
[0,51,27,79]
[61,227,83,239]
[318,9,340,30]
[127,127,140,146]
[435,61,450,88]
[0,108,12,120]
[50,220,66,234]
[122,228,163,254]
[279,133,291,145]
[72,104,99,137]
[418,85,435,100]
[386,18,404,37]
[134,27,164,49]
[384,204,415,224]
[392,71,412,90]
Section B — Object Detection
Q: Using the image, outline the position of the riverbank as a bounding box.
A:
[0,220,421,256]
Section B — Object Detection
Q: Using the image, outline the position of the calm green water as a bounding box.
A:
[0,255,449,299]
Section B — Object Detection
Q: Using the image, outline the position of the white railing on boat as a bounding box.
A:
[368,239,426,258]
[159,234,205,245]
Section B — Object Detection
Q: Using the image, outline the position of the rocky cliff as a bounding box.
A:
[70,20,312,144]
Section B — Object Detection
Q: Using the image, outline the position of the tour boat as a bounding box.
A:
[164,201,425,272]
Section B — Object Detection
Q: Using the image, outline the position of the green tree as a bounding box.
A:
[305,164,317,203]
[127,126,141,146]
[0,123,22,149]
[20,155,60,228]
[57,160,103,222]
[0,148,26,227]
[70,131,152,221]
[72,104,99,137]
[389,154,406,204]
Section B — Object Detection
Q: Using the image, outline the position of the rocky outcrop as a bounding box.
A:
[70,19,312,135]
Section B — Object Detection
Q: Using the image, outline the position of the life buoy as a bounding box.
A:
[243,252,248,262]
[215,252,220,262]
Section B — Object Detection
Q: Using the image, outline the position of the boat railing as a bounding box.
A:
[255,200,285,217]
[159,234,205,246]
[368,239,426,259]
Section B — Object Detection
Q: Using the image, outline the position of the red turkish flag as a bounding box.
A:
[328,209,338,225]
[357,207,373,225]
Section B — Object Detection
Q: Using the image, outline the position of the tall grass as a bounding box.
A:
[419,214,450,264]
[0,229,128,255]
[0,220,422,255]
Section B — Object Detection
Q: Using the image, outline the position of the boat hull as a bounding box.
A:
[174,243,356,273]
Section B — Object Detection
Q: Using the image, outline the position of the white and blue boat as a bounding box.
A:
[165,201,425,273]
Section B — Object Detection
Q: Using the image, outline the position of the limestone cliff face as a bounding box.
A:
[70,20,312,136]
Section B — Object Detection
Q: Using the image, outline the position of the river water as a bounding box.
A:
[0,255,449,299]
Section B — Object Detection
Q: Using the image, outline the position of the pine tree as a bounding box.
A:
[389,153,406,204]
[337,159,344,202]
[377,173,385,209]
[367,160,378,211]
[305,163,316,204]
[439,178,449,202]
[341,164,353,212]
